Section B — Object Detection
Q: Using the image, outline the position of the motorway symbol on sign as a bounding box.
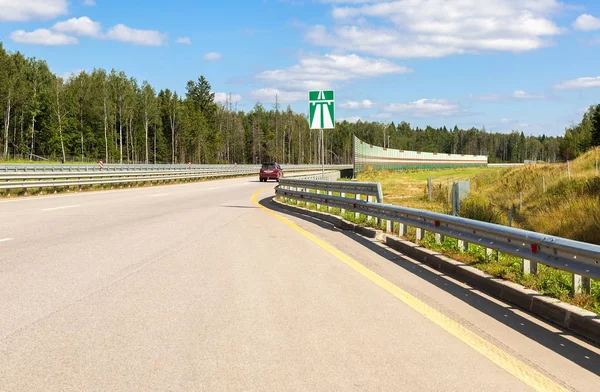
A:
[309,90,335,130]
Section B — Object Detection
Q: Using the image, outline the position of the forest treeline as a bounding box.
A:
[1,43,598,164]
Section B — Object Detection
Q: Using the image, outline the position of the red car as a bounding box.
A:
[259,163,283,182]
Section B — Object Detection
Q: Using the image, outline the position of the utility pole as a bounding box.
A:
[321,128,324,176]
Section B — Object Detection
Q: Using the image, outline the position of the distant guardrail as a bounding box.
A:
[0,165,350,193]
[276,179,600,295]
[0,164,352,173]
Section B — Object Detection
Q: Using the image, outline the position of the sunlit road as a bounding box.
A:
[1,177,599,391]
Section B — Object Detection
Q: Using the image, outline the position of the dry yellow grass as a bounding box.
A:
[358,156,600,313]
[359,148,600,245]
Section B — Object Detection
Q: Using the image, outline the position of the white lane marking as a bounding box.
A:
[0,238,14,243]
[42,205,80,212]
[149,193,170,197]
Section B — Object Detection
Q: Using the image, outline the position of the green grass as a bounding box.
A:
[356,166,505,214]
[418,233,600,314]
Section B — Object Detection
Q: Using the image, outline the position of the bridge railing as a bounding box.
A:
[276,179,600,295]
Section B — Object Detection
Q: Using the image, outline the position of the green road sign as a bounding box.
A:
[309,90,335,129]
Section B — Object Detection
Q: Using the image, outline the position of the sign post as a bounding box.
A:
[309,91,335,176]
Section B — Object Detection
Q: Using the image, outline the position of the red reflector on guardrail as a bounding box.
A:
[531,244,539,254]
[353,204,357,208]
[434,220,440,227]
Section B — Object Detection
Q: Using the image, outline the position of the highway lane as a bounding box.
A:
[0,177,598,391]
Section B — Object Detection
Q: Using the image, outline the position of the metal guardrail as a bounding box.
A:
[0,164,352,173]
[289,171,342,181]
[279,178,382,203]
[276,179,600,294]
[0,166,347,192]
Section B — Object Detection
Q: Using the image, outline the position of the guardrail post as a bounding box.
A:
[386,220,392,233]
[399,222,408,237]
[367,195,373,221]
[341,193,346,214]
[316,189,321,210]
[327,191,332,212]
[519,192,523,210]
[375,183,383,226]
[542,176,546,193]
[355,194,360,219]
[522,259,537,275]
[458,239,468,252]
[572,274,591,295]
[435,233,444,244]
[485,248,493,262]
[428,176,433,201]
[416,228,424,242]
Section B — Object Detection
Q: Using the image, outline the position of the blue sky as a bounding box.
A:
[1,0,600,136]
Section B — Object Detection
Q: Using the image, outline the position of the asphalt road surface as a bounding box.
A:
[1,177,599,391]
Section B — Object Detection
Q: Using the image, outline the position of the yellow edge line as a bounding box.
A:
[252,189,568,392]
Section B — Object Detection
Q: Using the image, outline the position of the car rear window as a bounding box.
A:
[262,163,276,169]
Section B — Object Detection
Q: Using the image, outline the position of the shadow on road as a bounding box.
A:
[259,196,600,378]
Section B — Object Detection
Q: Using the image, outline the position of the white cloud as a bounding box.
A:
[512,90,545,99]
[478,93,502,102]
[499,118,513,124]
[105,24,167,46]
[372,112,393,119]
[203,52,223,61]
[339,99,373,109]
[338,116,362,123]
[53,17,101,37]
[213,92,242,104]
[83,0,96,5]
[384,99,464,117]
[250,88,306,104]
[10,29,78,46]
[573,14,600,31]
[257,53,409,93]
[479,90,545,101]
[176,37,192,45]
[308,0,565,58]
[0,0,67,22]
[555,76,600,90]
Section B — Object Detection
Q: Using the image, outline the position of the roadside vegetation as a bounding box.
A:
[281,195,600,314]
[358,147,600,245]
[281,149,600,314]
